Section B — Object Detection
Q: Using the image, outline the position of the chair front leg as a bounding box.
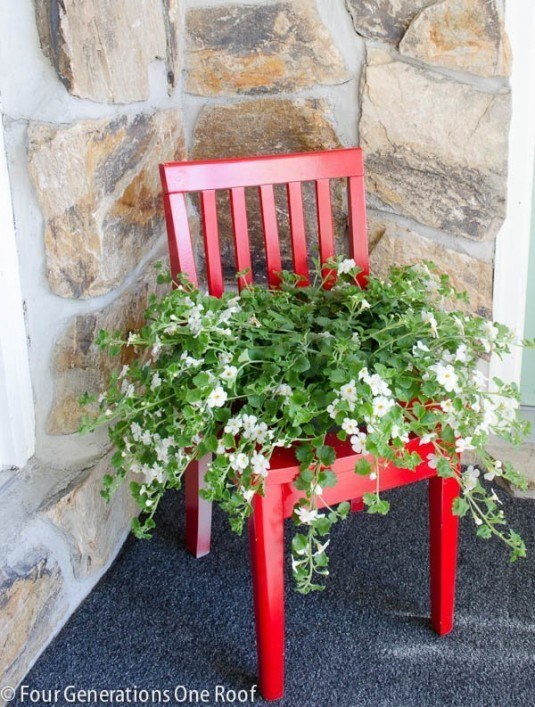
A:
[185,454,212,558]
[249,484,285,701]
[350,497,364,513]
[429,471,460,636]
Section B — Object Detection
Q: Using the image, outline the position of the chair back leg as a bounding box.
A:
[428,473,460,635]
[185,455,213,558]
[249,485,285,700]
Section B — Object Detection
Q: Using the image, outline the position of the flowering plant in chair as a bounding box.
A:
[81,259,532,594]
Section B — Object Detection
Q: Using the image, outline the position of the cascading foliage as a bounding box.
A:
[81,259,532,594]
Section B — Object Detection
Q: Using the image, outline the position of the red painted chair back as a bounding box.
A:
[159,148,369,294]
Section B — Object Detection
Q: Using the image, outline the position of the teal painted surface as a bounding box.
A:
[520,165,535,406]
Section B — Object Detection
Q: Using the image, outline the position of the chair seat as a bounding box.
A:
[267,434,436,519]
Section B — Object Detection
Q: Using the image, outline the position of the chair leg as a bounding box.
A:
[350,497,364,513]
[249,484,285,701]
[429,473,460,636]
[185,454,212,558]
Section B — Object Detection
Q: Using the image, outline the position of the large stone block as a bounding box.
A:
[359,49,510,241]
[400,0,510,78]
[28,110,185,299]
[0,556,66,693]
[191,99,346,281]
[34,0,181,102]
[47,263,164,435]
[345,0,427,44]
[369,223,493,317]
[41,454,137,579]
[185,0,349,96]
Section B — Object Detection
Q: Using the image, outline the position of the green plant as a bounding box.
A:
[81,259,532,594]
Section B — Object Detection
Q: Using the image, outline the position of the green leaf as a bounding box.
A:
[355,459,372,476]
[292,533,308,555]
[452,497,469,517]
[193,372,211,387]
[337,501,350,518]
[294,355,311,372]
[316,445,336,466]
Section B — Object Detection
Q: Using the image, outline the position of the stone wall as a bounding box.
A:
[0,0,510,696]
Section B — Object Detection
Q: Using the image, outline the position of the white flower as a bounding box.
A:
[419,433,436,445]
[155,436,174,464]
[219,352,233,365]
[130,422,142,442]
[151,373,162,391]
[242,487,256,504]
[484,460,502,481]
[229,452,249,471]
[412,340,430,356]
[372,396,395,418]
[367,373,391,397]
[490,489,502,504]
[253,422,270,444]
[427,453,439,470]
[140,430,152,446]
[440,399,454,413]
[314,540,330,556]
[242,414,258,439]
[338,258,357,274]
[152,337,162,358]
[351,332,360,344]
[358,367,370,382]
[432,363,459,393]
[327,400,339,419]
[251,452,270,478]
[121,380,135,398]
[339,381,357,404]
[455,437,475,454]
[221,365,238,382]
[146,464,166,484]
[295,507,319,525]
[216,442,226,455]
[421,310,438,337]
[342,418,360,435]
[275,384,292,398]
[463,465,480,492]
[207,386,228,408]
[455,344,469,363]
[181,351,204,368]
[369,472,377,481]
[215,327,232,336]
[224,416,242,435]
[350,431,367,454]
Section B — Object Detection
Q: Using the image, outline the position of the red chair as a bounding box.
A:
[159,148,460,701]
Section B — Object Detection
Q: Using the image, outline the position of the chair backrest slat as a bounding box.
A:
[163,192,198,286]
[159,148,368,296]
[230,187,253,290]
[287,181,309,285]
[200,189,224,297]
[348,176,369,287]
[259,184,282,287]
[315,179,335,263]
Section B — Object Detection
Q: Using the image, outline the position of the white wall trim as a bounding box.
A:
[490,2,535,387]
[0,111,35,468]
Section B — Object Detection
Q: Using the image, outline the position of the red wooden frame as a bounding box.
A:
[159,148,459,701]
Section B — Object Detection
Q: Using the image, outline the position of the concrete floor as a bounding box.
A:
[486,437,535,500]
